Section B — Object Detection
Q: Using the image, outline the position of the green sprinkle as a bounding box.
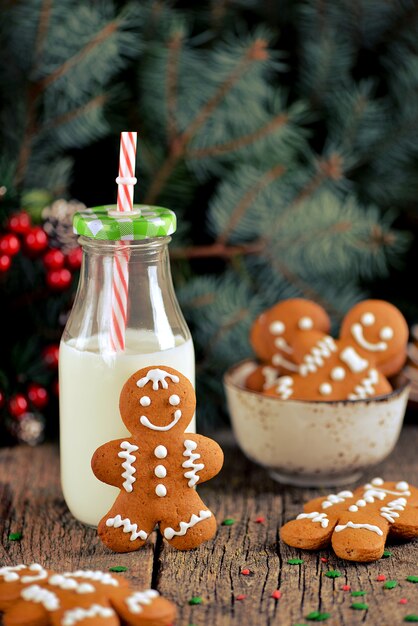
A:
[325,570,341,578]
[351,591,366,597]
[288,558,304,565]
[222,518,235,526]
[351,603,368,610]
[189,596,203,605]
[306,611,331,621]
[406,576,418,583]
[382,549,392,558]
[384,580,398,589]
[8,532,22,541]
[108,566,128,572]
[404,616,418,622]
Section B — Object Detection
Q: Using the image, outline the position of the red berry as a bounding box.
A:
[0,255,11,272]
[24,227,48,254]
[52,380,59,396]
[8,211,31,234]
[46,268,72,290]
[43,345,59,368]
[0,390,5,408]
[0,234,20,256]
[27,384,49,409]
[9,394,28,418]
[65,247,82,270]
[43,248,65,270]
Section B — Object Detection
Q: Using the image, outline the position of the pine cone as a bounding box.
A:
[42,198,86,253]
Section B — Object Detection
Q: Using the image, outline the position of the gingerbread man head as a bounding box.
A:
[250,299,331,372]
[340,300,409,376]
[119,366,195,438]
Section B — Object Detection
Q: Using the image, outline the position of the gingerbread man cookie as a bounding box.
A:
[280,477,418,561]
[249,299,331,374]
[0,564,176,626]
[92,366,224,552]
[267,299,408,401]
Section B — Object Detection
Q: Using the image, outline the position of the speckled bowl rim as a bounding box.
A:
[223,358,411,407]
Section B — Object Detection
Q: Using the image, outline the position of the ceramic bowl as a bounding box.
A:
[224,360,410,487]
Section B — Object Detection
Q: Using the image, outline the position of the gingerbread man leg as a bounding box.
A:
[159,492,216,551]
[98,497,156,553]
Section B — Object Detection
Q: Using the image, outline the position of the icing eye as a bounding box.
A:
[361,312,375,326]
[298,316,313,330]
[169,394,180,406]
[379,326,393,341]
[330,366,345,381]
[319,383,332,396]
[269,321,285,335]
[139,396,151,407]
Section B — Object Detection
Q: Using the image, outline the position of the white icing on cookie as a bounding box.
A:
[396,481,409,491]
[63,571,118,587]
[182,439,204,487]
[106,515,148,541]
[380,326,393,340]
[136,368,179,390]
[21,564,48,584]
[275,376,293,399]
[140,410,182,431]
[155,484,167,497]
[126,589,159,614]
[169,394,180,406]
[62,604,115,626]
[361,312,375,326]
[48,575,94,594]
[274,337,293,353]
[299,336,337,377]
[118,441,139,493]
[296,512,329,528]
[0,564,26,582]
[339,346,369,372]
[321,491,353,509]
[319,383,332,396]
[154,445,167,458]
[298,316,313,330]
[334,521,383,536]
[261,366,281,389]
[271,353,299,371]
[21,585,60,611]
[372,477,384,486]
[331,366,345,381]
[139,396,151,407]
[154,464,167,478]
[348,369,379,400]
[380,497,407,523]
[269,321,285,335]
[164,510,212,540]
[351,323,387,352]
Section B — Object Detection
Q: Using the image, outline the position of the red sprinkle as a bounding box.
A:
[399,598,408,605]
[241,569,251,576]
[377,574,386,582]
[320,557,328,563]
[271,590,281,600]
[236,594,246,601]
[342,585,351,591]
[255,516,265,523]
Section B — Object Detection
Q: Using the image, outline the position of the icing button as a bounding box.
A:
[154,464,167,478]
[155,484,167,497]
[154,445,168,459]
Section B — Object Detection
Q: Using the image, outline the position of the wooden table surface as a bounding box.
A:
[1,428,418,626]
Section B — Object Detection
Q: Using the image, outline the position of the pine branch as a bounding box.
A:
[34,0,53,64]
[166,32,182,143]
[215,163,286,245]
[186,112,289,159]
[42,93,109,131]
[144,37,270,203]
[196,305,250,371]
[171,241,264,259]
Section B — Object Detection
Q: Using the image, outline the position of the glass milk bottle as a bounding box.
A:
[59,205,195,526]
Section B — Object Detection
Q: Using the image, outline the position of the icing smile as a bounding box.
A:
[140,410,182,431]
[351,323,387,352]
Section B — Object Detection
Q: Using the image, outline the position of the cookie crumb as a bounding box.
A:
[188,596,203,605]
[288,558,304,565]
[222,518,235,526]
[325,570,341,578]
[8,532,22,541]
[271,590,281,599]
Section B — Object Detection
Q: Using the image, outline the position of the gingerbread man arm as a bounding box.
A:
[91,438,138,489]
[108,585,176,626]
[181,434,224,485]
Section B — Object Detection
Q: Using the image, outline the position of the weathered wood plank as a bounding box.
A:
[1,429,418,625]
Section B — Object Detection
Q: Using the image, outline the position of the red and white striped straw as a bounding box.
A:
[110,131,137,352]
